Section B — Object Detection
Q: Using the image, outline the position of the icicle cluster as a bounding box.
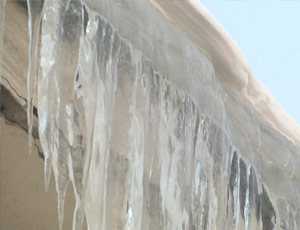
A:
[23,0,280,229]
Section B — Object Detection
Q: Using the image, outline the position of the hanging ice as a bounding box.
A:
[19,0,300,229]
[0,0,6,87]
[26,0,43,152]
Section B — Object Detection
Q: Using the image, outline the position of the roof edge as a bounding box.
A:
[150,0,300,149]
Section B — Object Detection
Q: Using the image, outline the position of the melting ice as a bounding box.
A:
[1,0,293,229]
[0,0,6,88]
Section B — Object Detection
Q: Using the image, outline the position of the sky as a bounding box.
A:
[200,0,300,125]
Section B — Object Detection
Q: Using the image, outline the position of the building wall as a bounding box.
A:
[0,116,80,230]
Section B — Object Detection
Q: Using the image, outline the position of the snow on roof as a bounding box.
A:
[150,0,300,149]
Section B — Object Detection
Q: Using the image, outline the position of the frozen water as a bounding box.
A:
[18,0,300,229]
[0,0,6,87]
[26,0,44,152]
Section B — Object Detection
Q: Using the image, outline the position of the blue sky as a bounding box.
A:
[200,0,300,125]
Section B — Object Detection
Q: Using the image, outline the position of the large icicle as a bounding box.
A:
[39,0,84,229]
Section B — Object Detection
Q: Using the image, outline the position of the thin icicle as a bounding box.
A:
[0,0,6,85]
[244,165,251,230]
[233,156,240,229]
[125,48,144,230]
[26,0,44,152]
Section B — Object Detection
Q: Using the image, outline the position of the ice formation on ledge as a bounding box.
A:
[1,0,298,229]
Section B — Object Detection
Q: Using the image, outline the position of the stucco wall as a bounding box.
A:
[0,116,80,230]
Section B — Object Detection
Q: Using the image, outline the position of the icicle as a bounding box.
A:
[39,0,80,229]
[39,0,64,191]
[125,47,144,230]
[78,11,104,230]
[244,165,251,230]
[232,154,241,229]
[0,0,6,85]
[26,0,44,152]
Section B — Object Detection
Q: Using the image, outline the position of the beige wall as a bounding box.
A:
[0,117,80,230]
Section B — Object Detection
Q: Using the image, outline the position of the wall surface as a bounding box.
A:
[0,116,79,230]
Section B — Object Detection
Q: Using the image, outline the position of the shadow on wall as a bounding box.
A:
[0,85,87,230]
